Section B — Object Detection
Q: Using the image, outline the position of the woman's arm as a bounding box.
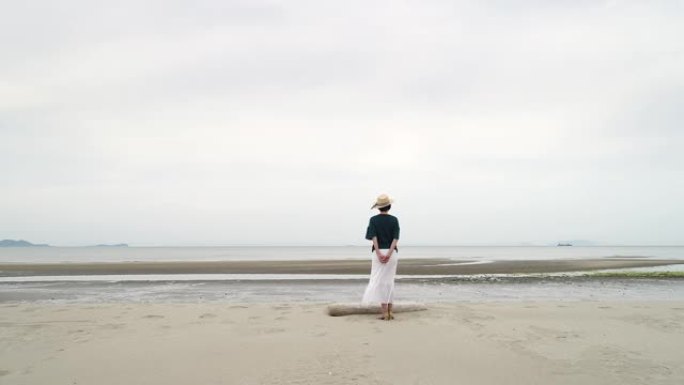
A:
[385,218,399,262]
[372,237,385,261]
[385,239,399,261]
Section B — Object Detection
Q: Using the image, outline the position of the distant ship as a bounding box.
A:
[557,243,572,247]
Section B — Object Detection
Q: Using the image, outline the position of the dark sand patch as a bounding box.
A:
[1,258,683,277]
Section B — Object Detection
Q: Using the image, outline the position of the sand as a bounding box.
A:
[1,301,683,385]
[2,258,683,277]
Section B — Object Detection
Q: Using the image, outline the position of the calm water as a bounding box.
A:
[0,246,683,263]
[3,246,684,303]
[3,279,684,304]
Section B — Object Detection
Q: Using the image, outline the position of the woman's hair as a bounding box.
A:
[379,204,391,212]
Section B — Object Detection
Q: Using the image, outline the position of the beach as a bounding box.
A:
[1,301,683,385]
[2,252,684,384]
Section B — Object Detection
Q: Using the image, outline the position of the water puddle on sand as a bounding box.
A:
[2,277,684,304]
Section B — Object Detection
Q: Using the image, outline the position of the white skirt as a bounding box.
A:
[362,249,398,304]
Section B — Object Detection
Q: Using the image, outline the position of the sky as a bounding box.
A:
[1,0,683,246]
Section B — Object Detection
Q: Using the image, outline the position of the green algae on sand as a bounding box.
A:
[590,271,684,279]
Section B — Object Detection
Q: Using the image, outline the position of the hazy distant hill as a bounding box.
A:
[0,239,50,247]
[93,243,129,247]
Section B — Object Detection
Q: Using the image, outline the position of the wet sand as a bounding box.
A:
[1,258,683,277]
[1,301,682,385]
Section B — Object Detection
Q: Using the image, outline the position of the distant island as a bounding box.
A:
[0,240,130,247]
[0,239,50,247]
[556,240,597,247]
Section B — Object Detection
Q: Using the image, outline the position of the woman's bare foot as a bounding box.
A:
[380,304,389,320]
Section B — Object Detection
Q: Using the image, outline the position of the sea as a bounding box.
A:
[1,245,683,263]
[1,246,683,304]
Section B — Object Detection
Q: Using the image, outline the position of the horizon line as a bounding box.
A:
[3,243,684,248]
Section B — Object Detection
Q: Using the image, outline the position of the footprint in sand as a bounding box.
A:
[0,369,10,377]
[143,315,165,319]
[199,313,217,319]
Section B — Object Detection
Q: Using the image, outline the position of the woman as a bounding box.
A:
[362,194,400,320]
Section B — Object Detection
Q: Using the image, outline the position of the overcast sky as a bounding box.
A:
[1,0,683,246]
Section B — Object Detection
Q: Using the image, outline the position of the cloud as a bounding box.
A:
[1,0,683,245]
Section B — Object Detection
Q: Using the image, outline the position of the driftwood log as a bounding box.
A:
[327,303,428,317]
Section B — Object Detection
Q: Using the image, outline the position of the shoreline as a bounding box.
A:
[1,258,684,277]
[3,272,684,305]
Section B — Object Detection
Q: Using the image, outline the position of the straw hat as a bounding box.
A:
[371,194,394,209]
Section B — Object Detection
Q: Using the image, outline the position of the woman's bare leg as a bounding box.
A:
[380,303,389,320]
[388,303,394,320]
